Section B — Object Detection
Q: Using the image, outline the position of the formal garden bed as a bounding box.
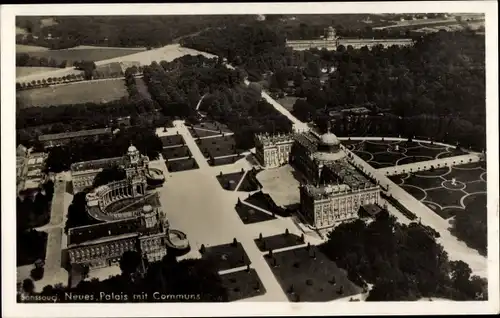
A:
[219,268,266,301]
[200,240,251,272]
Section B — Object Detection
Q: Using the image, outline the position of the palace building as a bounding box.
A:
[286,26,413,51]
[255,125,381,229]
[71,144,164,194]
[67,144,188,278]
[67,203,169,269]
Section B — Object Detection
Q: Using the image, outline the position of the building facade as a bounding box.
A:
[286,26,413,51]
[255,125,381,228]
[71,144,151,194]
[254,133,294,168]
[67,204,169,269]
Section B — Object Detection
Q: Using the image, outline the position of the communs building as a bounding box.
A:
[67,145,188,284]
[255,126,381,229]
[286,26,413,51]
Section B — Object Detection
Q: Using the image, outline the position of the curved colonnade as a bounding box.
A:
[87,179,147,218]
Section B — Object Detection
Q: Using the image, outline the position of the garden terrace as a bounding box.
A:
[161,146,192,161]
[219,268,267,302]
[264,246,362,302]
[159,135,185,147]
[216,171,245,191]
[254,232,305,252]
[200,242,251,272]
[165,158,199,173]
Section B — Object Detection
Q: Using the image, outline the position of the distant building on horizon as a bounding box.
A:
[286,26,414,51]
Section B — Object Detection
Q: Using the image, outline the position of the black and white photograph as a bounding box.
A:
[1,2,498,317]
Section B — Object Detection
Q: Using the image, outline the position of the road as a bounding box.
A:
[154,120,331,301]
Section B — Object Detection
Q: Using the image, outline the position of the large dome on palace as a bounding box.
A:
[320,132,340,147]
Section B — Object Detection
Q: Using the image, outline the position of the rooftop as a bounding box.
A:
[256,133,295,146]
[71,156,124,172]
[324,160,374,189]
[39,128,112,142]
[303,183,351,199]
[67,215,163,246]
[294,131,320,154]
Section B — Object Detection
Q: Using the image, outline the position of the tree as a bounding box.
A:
[22,278,35,294]
[119,250,143,278]
[92,165,127,188]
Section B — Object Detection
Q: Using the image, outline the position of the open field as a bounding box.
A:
[17,44,216,84]
[389,162,486,220]
[16,46,147,67]
[16,67,58,78]
[16,79,127,108]
[16,44,50,53]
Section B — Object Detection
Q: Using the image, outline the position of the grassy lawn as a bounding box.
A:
[216,171,245,191]
[159,135,185,147]
[234,201,276,224]
[201,242,251,272]
[220,268,266,301]
[265,246,362,302]
[16,47,146,67]
[165,158,199,172]
[16,67,59,78]
[17,79,128,108]
[254,232,305,252]
[162,146,191,160]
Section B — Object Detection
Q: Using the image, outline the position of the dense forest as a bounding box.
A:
[22,251,228,302]
[16,16,257,49]
[320,214,488,301]
[181,24,291,74]
[142,54,292,149]
[450,195,487,256]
